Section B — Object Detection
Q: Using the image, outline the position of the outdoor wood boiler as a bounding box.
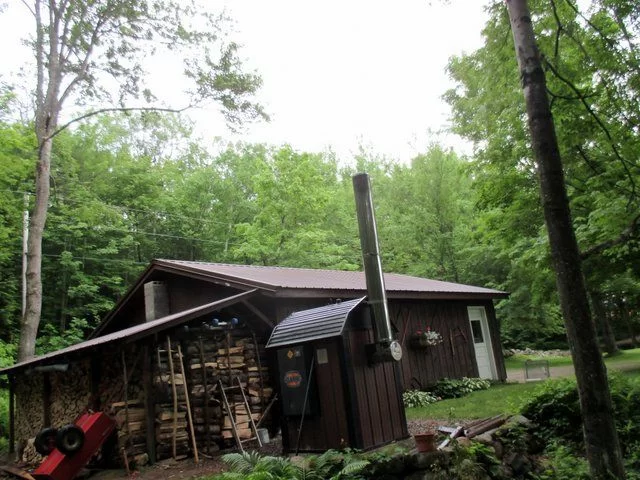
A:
[265,173,409,453]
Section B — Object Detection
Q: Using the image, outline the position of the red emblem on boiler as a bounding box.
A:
[284,370,303,388]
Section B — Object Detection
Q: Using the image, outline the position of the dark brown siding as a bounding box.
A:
[484,301,507,381]
[344,328,409,450]
[282,339,350,452]
[390,300,479,389]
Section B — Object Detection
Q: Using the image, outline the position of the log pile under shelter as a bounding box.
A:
[147,324,272,460]
[92,323,274,465]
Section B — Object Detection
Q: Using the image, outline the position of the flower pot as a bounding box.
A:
[409,336,431,349]
[414,432,437,453]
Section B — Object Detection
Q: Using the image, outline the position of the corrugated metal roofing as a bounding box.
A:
[266,297,365,349]
[0,289,257,375]
[156,259,507,297]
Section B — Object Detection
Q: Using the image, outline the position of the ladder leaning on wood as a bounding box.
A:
[218,376,263,452]
[156,337,199,462]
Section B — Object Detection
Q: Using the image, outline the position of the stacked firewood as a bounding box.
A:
[49,360,92,427]
[187,339,223,455]
[154,350,191,460]
[146,329,273,457]
[216,335,271,446]
[111,400,148,466]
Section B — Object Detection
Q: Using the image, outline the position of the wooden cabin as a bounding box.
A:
[0,259,507,462]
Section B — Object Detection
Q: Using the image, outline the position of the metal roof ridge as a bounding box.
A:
[158,259,363,274]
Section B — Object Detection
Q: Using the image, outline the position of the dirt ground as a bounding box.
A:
[89,419,437,480]
[1,419,435,480]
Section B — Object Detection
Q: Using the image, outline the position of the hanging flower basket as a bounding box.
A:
[409,328,443,349]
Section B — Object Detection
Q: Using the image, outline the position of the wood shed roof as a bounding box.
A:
[0,289,257,375]
[266,297,365,349]
[153,259,508,298]
[90,259,507,339]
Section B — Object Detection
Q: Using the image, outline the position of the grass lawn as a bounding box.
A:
[407,349,640,422]
[405,382,540,421]
[504,347,640,371]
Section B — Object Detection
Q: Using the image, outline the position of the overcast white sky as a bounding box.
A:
[0,0,490,163]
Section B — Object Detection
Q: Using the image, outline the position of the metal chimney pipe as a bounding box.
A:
[353,173,402,362]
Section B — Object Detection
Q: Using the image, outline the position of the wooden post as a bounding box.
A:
[166,336,178,459]
[90,355,101,410]
[142,344,156,464]
[43,372,51,427]
[9,375,15,454]
[197,338,210,453]
[177,344,199,463]
[121,350,130,437]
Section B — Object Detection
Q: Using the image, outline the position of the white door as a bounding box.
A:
[468,307,496,380]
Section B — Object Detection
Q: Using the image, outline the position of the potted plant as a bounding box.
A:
[409,327,443,349]
[414,430,437,452]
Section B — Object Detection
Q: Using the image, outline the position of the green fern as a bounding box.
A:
[221,451,263,473]
[332,459,370,479]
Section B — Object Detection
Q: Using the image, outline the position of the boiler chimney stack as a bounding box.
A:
[353,173,402,363]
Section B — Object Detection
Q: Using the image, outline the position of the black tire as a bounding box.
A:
[55,424,85,455]
[34,427,57,456]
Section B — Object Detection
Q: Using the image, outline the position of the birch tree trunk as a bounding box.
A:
[505,1,624,478]
[18,138,51,361]
[18,0,61,361]
[15,0,264,361]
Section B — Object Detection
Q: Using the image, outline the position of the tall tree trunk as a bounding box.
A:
[591,291,619,356]
[18,136,52,361]
[505,1,624,478]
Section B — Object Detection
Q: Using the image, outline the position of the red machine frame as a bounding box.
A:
[31,411,116,480]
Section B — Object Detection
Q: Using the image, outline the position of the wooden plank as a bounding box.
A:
[142,345,158,465]
[8,376,14,454]
[43,372,51,427]
[166,337,178,459]
[177,344,199,464]
[0,465,35,480]
[350,330,374,449]
[437,426,464,450]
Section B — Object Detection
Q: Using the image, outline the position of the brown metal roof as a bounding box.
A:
[266,297,366,349]
[155,259,508,298]
[0,289,258,375]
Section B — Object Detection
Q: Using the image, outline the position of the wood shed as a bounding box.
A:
[0,260,507,463]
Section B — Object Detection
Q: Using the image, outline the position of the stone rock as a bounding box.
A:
[409,450,450,470]
[503,414,531,428]
[404,471,444,480]
[370,455,407,476]
[493,440,505,460]
[473,428,499,444]
[490,464,514,480]
[455,437,472,448]
[505,452,531,476]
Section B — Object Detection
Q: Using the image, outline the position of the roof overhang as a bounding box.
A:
[266,297,365,349]
[1,289,258,376]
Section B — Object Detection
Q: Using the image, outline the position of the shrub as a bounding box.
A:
[402,389,439,408]
[428,377,491,399]
[537,442,591,480]
[520,374,640,454]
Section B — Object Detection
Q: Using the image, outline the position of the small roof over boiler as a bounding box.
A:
[266,297,366,349]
